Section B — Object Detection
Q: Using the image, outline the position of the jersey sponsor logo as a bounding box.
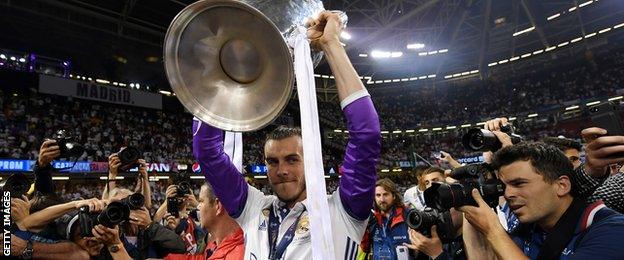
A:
[258,219,267,231]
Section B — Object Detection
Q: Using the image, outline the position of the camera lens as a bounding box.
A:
[121,193,145,210]
[97,201,130,227]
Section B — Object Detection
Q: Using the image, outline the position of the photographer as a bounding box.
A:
[404,168,465,260]
[360,178,414,260]
[541,137,582,169]
[154,183,205,255]
[460,142,624,259]
[107,188,186,259]
[404,165,430,211]
[102,153,152,210]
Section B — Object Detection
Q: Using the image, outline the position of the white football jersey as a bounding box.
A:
[236,185,367,260]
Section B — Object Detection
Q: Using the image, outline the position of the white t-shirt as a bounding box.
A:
[236,185,367,260]
[403,186,426,211]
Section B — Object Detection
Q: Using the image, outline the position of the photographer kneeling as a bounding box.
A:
[459,142,624,259]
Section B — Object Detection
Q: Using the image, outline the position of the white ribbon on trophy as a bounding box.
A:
[288,26,335,260]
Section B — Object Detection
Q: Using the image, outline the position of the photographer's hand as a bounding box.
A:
[184,193,199,208]
[138,159,148,179]
[166,185,178,199]
[38,139,60,166]
[92,225,122,246]
[404,226,443,258]
[108,153,121,178]
[582,127,624,178]
[484,118,509,131]
[74,198,107,212]
[163,212,181,230]
[129,207,152,230]
[440,151,462,169]
[459,189,527,260]
[11,195,30,230]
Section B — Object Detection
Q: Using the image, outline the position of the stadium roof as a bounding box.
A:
[0,0,623,93]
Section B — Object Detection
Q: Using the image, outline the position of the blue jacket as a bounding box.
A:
[511,201,624,259]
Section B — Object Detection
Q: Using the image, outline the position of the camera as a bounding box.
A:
[78,193,144,236]
[406,207,453,243]
[168,172,192,217]
[461,124,523,152]
[117,146,142,171]
[53,130,84,158]
[424,163,505,210]
[2,174,31,198]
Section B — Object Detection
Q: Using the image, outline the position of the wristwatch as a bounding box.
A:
[20,240,33,260]
[108,244,121,253]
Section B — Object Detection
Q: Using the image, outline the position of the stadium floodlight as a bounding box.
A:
[509,117,517,121]
[113,82,118,86]
[461,124,472,128]
[358,53,368,57]
[598,28,612,34]
[130,83,135,88]
[438,49,448,53]
[571,37,583,43]
[452,73,462,77]
[405,130,415,133]
[512,26,535,37]
[528,113,538,118]
[321,75,330,78]
[381,169,390,173]
[419,76,427,79]
[0,54,5,59]
[418,129,428,132]
[446,126,456,130]
[371,50,392,58]
[87,77,93,81]
[340,31,352,40]
[52,177,70,180]
[418,52,428,56]
[190,176,205,179]
[392,169,402,172]
[444,75,453,79]
[547,13,561,21]
[470,70,479,74]
[135,84,140,89]
[383,80,391,83]
[401,78,409,82]
[407,43,425,49]
[558,42,570,47]
[569,7,577,12]
[381,130,389,134]
[615,22,624,29]
[393,130,402,134]
[499,59,509,64]
[510,57,520,61]
[585,32,597,38]
[545,46,557,52]
[565,105,580,111]
[428,74,436,78]
[254,176,268,179]
[427,50,438,55]
[18,58,26,63]
[391,52,403,57]
[488,62,498,67]
[461,72,470,76]
[118,83,127,87]
[586,101,600,106]
[392,79,400,82]
[10,56,16,61]
[476,122,486,126]
[578,1,593,8]
[375,80,383,83]
[409,77,418,81]
[95,79,110,84]
[521,53,532,58]
[159,90,172,95]
[608,96,623,101]
[533,50,544,55]
[432,127,442,131]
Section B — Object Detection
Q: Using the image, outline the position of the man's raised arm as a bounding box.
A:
[310,11,381,220]
[192,120,248,217]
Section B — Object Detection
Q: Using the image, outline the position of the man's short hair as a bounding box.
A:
[375,178,404,209]
[422,167,445,177]
[542,137,582,152]
[492,142,576,194]
[265,126,302,143]
[413,165,430,179]
[201,182,218,205]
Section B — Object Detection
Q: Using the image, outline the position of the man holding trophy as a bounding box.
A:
[191,10,381,260]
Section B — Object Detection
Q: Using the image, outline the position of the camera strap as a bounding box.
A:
[267,204,306,260]
[535,198,586,260]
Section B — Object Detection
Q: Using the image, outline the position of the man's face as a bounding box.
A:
[197,186,217,229]
[563,148,581,169]
[499,160,569,225]
[423,171,445,189]
[264,136,306,204]
[375,186,395,213]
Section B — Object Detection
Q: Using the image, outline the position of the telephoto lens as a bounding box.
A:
[96,201,131,228]
[424,180,505,210]
[461,125,523,152]
[120,193,145,210]
[406,207,454,243]
[177,181,191,197]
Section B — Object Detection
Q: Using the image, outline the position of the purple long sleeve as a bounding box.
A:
[192,120,248,217]
[339,96,382,220]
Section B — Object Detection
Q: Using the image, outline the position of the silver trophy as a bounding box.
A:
[164,0,347,132]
